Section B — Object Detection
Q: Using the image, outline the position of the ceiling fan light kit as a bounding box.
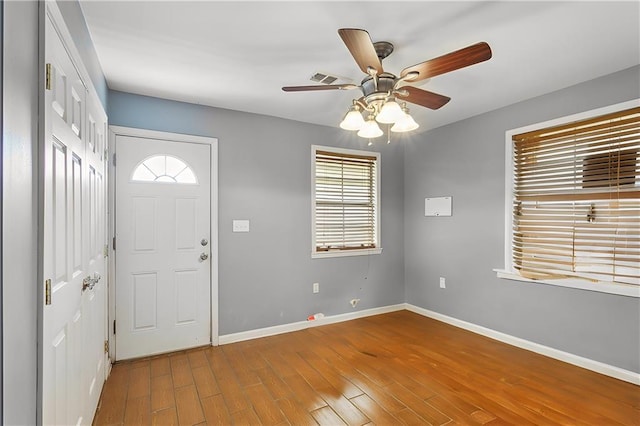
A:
[283,28,492,143]
[375,98,405,124]
[357,114,384,138]
[339,102,366,130]
[391,105,420,133]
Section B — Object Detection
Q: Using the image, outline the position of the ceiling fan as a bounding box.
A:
[282,28,492,137]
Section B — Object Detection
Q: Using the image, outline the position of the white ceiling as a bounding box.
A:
[79,1,640,133]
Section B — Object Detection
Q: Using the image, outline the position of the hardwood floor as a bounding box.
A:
[93,310,640,425]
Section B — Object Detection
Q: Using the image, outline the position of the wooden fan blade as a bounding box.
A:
[396,86,451,110]
[282,84,358,92]
[338,28,384,75]
[400,42,492,82]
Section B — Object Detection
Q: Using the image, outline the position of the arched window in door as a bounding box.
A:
[131,155,198,184]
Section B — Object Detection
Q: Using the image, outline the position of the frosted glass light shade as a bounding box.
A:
[357,116,383,138]
[339,109,365,130]
[391,112,419,132]
[376,100,404,123]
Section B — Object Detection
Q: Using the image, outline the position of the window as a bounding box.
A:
[131,155,197,184]
[499,101,639,297]
[312,145,381,258]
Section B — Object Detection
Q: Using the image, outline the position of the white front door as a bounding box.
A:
[115,134,213,360]
[42,13,108,426]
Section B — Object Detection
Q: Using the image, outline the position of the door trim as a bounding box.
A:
[108,126,219,360]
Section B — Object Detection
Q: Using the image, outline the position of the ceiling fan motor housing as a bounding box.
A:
[361,73,398,109]
[361,73,396,95]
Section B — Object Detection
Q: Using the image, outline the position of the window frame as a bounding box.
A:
[496,99,640,298]
[311,145,382,259]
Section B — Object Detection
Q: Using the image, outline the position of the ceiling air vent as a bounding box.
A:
[311,72,338,85]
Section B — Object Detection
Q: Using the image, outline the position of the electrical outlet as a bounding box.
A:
[439,277,446,289]
[313,282,319,294]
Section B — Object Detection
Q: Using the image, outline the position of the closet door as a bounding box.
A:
[42,12,108,425]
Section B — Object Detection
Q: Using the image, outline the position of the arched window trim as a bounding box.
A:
[130,154,198,184]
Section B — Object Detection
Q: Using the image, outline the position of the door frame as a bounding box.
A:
[108,126,219,360]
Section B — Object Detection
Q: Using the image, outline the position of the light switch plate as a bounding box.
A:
[232,220,250,232]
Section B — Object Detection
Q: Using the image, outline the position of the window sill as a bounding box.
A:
[494,269,639,298]
[312,248,383,259]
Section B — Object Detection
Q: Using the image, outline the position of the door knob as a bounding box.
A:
[82,276,92,292]
[82,273,101,292]
[199,253,209,261]
[201,238,208,246]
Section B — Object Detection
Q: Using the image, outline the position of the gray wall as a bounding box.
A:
[404,65,640,373]
[2,1,39,424]
[108,91,406,335]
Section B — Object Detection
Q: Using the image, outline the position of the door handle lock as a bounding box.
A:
[199,253,209,261]
[82,273,101,292]
[201,238,208,246]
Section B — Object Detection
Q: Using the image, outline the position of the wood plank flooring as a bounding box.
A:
[93,310,640,425]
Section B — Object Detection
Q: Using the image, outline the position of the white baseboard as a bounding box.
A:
[218,303,639,385]
[405,304,640,386]
[218,304,406,345]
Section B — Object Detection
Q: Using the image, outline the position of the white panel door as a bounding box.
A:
[82,89,108,423]
[42,15,108,426]
[115,135,211,360]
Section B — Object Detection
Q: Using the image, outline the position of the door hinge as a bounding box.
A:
[45,63,52,90]
[113,320,116,335]
[103,244,109,258]
[112,237,116,251]
[104,149,108,162]
[112,153,116,166]
[104,340,109,353]
[45,279,52,305]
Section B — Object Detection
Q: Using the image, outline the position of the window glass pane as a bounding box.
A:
[131,164,156,182]
[165,156,187,177]
[131,155,198,184]
[144,155,166,176]
[175,167,197,184]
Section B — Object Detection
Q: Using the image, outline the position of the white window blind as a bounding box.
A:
[313,148,379,253]
[511,106,639,286]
